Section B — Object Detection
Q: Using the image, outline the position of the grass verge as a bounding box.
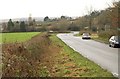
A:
[50,34,113,77]
[92,37,109,44]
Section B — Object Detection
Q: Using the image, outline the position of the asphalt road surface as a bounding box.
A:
[57,33,119,77]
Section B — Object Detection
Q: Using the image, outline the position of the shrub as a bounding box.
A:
[98,30,117,39]
[92,27,97,32]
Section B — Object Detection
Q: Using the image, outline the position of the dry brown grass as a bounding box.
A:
[2,33,61,77]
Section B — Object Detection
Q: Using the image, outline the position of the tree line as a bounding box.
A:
[7,19,26,32]
[1,1,119,33]
[41,1,120,33]
[2,19,36,32]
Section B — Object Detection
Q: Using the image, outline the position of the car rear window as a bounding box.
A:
[115,36,120,41]
[83,33,90,36]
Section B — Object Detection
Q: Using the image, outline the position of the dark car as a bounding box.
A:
[109,36,120,48]
[82,33,91,39]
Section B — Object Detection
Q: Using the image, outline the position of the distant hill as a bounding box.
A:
[0,17,44,23]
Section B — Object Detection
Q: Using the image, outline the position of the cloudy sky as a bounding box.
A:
[0,0,116,19]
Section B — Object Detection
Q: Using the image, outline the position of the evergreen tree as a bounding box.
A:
[44,16,49,21]
[7,19,14,32]
[20,21,26,32]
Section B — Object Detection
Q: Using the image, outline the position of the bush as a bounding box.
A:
[92,27,97,32]
[98,30,117,39]
[79,30,93,35]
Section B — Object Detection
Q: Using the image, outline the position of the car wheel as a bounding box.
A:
[109,42,112,47]
[112,43,115,48]
[109,44,111,47]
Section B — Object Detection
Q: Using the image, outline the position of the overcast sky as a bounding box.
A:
[0,0,117,19]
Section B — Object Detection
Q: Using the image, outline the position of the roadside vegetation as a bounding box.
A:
[95,30,118,44]
[2,33,114,77]
[75,29,117,44]
[50,34,113,77]
[99,31,117,44]
[0,33,2,43]
[2,33,52,77]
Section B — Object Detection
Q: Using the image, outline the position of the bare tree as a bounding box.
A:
[85,6,94,31]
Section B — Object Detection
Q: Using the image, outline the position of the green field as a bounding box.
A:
[0,32,40,43]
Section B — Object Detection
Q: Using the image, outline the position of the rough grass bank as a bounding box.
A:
[2,33,115,77]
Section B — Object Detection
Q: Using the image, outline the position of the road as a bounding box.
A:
[57,33,118,77]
